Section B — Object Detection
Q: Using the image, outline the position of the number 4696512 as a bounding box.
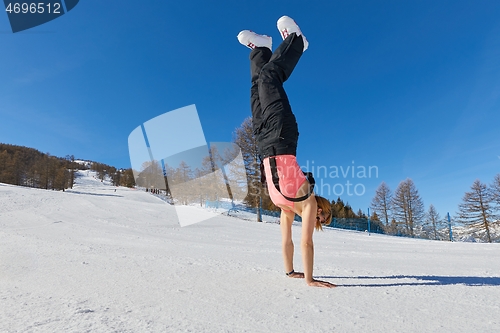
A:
[5,2,62,14]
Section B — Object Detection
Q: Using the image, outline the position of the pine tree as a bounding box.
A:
[329,197,357,218]
[424,204,445,240]
[233,117,265,221]
[370,211,380,222]
[392,178,425,237]
[371,181,392,227]
[344,203,356,218]
[332,197,345,218]
[457,179,495,243]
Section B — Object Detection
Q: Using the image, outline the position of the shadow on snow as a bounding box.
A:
[66,190,123,198]
[315,275,500,287]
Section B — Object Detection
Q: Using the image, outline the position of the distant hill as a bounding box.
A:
[0,143,135,191]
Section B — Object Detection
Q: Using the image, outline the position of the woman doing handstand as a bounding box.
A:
[238,16,335,288]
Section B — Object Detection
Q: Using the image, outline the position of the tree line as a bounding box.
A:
[0,143,135,191]
[371,176,500,242]
[0,143,78,190]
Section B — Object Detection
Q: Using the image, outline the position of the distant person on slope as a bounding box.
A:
[237,16,335,288]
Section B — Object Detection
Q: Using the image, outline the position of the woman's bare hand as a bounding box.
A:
[307,279,336,288]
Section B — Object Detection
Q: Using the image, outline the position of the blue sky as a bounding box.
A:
[1,0,499,218]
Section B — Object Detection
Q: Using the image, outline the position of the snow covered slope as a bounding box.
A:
[1,172,499,332]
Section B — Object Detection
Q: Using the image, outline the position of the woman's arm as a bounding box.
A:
[300,195,336,288]
[280,208,297,275]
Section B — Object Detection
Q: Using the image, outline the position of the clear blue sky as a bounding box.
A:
[1,0,499,218]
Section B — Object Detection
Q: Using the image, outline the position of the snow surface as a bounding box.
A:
[1,171,499,332]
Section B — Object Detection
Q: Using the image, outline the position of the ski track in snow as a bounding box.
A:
[1,171,499,332]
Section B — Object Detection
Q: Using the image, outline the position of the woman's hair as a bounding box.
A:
[315,195,332,231]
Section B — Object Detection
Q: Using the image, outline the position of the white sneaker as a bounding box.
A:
[277,16,308,51]
[237,30,272,50]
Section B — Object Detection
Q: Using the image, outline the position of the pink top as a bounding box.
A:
[263,155,307,211]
